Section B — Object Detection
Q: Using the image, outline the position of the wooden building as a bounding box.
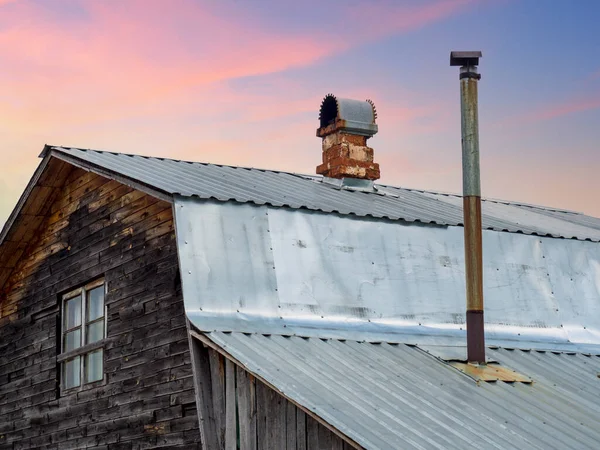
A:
[2,96,600,449]
[0,154,347,449]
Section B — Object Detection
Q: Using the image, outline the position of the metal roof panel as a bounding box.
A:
[205,332,600,450]
[48,146,600,241]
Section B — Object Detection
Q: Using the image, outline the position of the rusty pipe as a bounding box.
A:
[451,52,485,364]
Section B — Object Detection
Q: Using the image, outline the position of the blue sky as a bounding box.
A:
[1,0,599,225]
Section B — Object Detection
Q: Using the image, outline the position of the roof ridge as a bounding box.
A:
[48,145,584,217]
[376,184,581,215]
[47,145,316,178]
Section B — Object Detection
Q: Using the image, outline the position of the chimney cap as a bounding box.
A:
[318,94,378,137]
[450,51,482,67]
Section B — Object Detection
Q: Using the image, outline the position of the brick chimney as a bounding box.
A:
[316,94,380,180]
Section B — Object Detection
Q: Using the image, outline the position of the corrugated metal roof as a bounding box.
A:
[206,331,600,450]
[47,146,600,241]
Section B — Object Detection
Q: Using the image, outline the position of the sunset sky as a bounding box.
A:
[1,0,600,227]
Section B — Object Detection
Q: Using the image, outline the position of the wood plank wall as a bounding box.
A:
[190,340,357,450]
[0,169,201,449]
[0,157,73,294]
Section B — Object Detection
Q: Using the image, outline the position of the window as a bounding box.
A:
[59,279,106,391]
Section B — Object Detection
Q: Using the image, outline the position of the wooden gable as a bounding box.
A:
[0,159,202,448]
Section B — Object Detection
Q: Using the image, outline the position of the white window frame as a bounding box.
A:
[58,278,107,392]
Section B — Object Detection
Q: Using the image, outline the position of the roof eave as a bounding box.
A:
[1,147,174,251]
[48,147,173,204]
[188,327,363,450]
[0,153,52,246]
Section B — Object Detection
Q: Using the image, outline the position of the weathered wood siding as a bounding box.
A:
[0,169,201,449]
[190,339,357,450]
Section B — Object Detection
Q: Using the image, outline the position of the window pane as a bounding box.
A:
[87,286,104,322]
[63,329,81,352]
[85,349,103,383]
[63,357,81,389]
[86,321,104,344]
[64,295,82,329]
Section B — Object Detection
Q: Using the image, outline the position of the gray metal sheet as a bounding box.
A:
[205,332,600,450]
[415,190,600,240]
[415,345,498,362]
[177,199,600,353]
[524,206,600,232]
[48,146,600,241]
[176,201,278,316]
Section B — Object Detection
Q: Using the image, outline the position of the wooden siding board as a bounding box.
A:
[318,420,334,449]
[265,380,286,450]
[25,186,55,217]
[3,191,168,302]
[225,359,237,450]
[209,349,226,449]
[37,157,73,189]
[1,247,29,284]
[236,365,257,450]
[188,334,218,450]
[0,241,20,267]
[296,409,307,450]
[62,167,93,190]
[286,400,297,450]
[50,170,108,211]
[9,214,43,243]
[7,212,175,308]
[306,413,320,450]
[255,379,268,450]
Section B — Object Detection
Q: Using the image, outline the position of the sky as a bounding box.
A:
[1,0,600,228]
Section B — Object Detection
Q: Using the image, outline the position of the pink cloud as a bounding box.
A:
[588,70,600,81]
[534,97,600,121]
[493,92,600,129]
[509,96,600,124]
[0,4,331,104]
[0,0,470,112]
[0,0,473,224]
[343,0,473,42]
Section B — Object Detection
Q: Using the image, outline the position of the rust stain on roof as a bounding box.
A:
[450,361,533,383]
